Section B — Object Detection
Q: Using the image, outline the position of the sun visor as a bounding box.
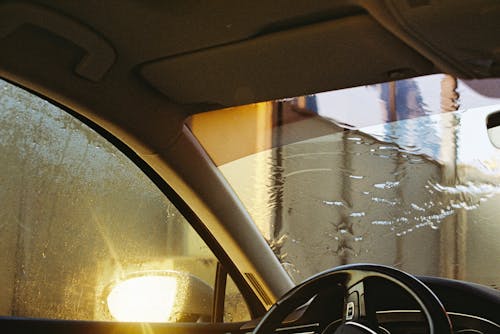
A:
[139,14,434,107]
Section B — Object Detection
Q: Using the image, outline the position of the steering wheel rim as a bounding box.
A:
[252,264,453,334]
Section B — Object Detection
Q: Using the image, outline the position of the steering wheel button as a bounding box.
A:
[346,301,355,320]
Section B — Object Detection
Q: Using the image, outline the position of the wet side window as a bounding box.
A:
[0,79,249,322]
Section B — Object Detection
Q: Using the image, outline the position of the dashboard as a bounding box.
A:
[242,275,500,334]
[259,311,498,334]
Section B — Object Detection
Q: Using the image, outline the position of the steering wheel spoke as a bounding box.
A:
[344,280,367,321]
[340,275,382,332]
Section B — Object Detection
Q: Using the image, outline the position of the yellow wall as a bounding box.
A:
[188,103,273,166]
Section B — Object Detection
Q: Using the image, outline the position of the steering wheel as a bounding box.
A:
[253,264,453,334]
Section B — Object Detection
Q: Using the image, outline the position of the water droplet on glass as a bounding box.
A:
[374,181,400,189]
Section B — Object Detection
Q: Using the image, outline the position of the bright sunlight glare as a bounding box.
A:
[107,275,178,322]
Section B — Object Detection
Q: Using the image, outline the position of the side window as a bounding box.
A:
[225,276,252,322]
[0,79,250,323]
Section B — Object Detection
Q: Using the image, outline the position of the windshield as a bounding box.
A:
[188,74,500,290]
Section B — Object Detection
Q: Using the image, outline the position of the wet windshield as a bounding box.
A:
[189,74,500,290]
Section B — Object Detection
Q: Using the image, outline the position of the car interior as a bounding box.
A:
[0,1,499,334]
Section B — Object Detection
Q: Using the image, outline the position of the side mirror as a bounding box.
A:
[487,111,500,148]
[104,270,213,322]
